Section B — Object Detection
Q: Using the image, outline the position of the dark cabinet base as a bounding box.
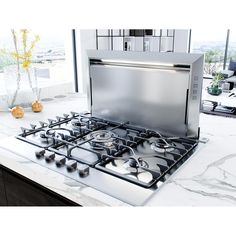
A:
[0,168,7,206]
[0,165,79,206]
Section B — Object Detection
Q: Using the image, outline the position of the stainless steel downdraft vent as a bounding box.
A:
[87,50,204,138]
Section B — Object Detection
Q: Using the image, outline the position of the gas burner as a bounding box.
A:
[123,158,148,173]
[150,138,175,153]
[39,129,56,142]
[87,130,116,150]
[15,111,198,193]
[71,117,95,130]
[39,129,67,143]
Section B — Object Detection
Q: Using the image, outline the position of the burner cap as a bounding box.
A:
[87,130,116,149]
[89,130,115,142]
[123,158,148,173]
[71,117,94,129]
[40,130,55,138]
[39,129,56,142]
[151,139,175,153]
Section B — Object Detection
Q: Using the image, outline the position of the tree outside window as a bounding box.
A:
[191,29,227,75]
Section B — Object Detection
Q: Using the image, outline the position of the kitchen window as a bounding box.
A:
[0,29,74,105]
[226,30,236,66]
[191,29,227,76]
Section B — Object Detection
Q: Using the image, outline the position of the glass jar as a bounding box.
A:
[3,65,39,109]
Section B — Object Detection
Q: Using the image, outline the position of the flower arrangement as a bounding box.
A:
[9,29,40,108]
[1,29,43,117]
[12,29,40,69]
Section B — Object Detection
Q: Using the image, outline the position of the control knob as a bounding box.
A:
[66,160,77,172]
[77,164,89,177]
[44,151,55,162]
[35,149,45,159]
[55,155,66,167]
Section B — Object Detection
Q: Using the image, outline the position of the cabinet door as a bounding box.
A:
[3,168,78,206]
[0,167,7,206]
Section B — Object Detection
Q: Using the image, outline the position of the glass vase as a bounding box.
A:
[3,65,40,110]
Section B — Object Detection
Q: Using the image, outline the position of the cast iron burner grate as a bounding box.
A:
[16,112,198,188]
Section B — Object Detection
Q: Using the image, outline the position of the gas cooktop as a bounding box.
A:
[1,111,198,205]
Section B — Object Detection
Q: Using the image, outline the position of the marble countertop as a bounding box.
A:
[0,93,128,206]
[146,114,236,206]
[1,93,236,206]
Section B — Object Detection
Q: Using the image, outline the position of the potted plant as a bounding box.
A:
[207,72,224,96]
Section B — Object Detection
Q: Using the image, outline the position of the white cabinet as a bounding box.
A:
[95,29,190,53]
[152,37,160,51]
[174,30,190,53]
[112,37,123,51]
[97,29,109,36]
[160,37,174,52]
[134,37,143,51]
[77,29,190,93]
[97,37,111,50]
[123,37,135,51]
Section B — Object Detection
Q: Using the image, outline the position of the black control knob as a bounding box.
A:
[55,155,66,167]
[35,149,45,159]
[66,160,77,172]
[44,151,55,162]
[77,164,89,177]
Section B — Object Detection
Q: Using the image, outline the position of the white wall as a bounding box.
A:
[76,29,96,93]
[174,29,190,53]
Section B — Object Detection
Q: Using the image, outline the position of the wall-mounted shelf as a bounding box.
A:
[95,29,176,52]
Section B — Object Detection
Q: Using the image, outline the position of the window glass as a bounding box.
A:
[0,29,72,96]
[227,30,236,66]
[34,29,67,81]
[191,29,227,75]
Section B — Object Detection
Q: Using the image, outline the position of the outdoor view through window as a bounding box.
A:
[0,29,70,97]
[191,29,228,75]
[191,29,236,77]
[227,30,236,64]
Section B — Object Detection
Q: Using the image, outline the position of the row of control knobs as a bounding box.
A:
[35,149,89,177]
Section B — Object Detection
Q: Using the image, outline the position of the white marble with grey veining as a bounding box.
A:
[1,93,236,206]
[0,93,129,206]
[0,147,128,206]
[145,114,236,206]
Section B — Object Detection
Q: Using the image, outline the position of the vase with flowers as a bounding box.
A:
[3,29,42,117]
